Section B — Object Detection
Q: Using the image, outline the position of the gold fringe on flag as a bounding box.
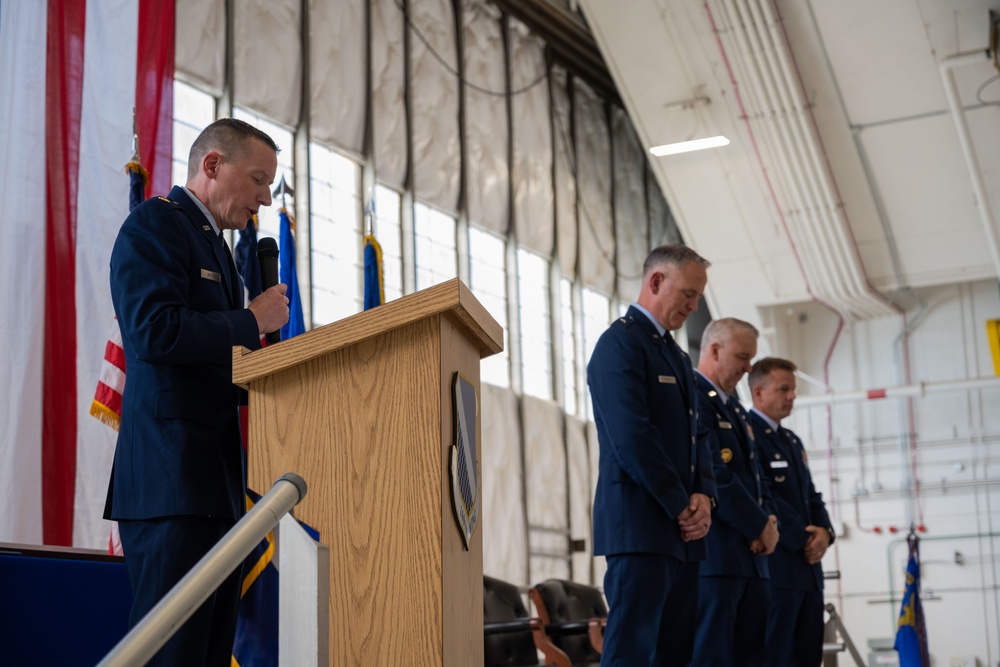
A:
[280,207,296,235]
[124,160,149,186]
[89,401,121,431]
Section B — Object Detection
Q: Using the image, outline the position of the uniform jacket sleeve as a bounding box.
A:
[588,325,691,520]
[110,197,261,366]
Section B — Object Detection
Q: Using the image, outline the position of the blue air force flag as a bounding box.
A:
[894,535,930,666]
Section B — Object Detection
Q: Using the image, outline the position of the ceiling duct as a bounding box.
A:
[708,0,896,320]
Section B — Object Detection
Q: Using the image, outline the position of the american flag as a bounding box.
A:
[90,161,146,433]
[89,318,126,432]
[91,160,148,556]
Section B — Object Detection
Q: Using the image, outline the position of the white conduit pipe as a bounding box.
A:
[753,2,860,303]
[794,375,1000,407]
[940,49,1000,280]
[751,0,861,312]
[754,0,887,320]
[716,0,848,316]
[743,0,848,291]
[704,0,844,318]
[717,0,895,319]
[729,0,854,312]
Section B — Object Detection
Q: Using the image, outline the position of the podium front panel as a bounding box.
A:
[246,313,484,666]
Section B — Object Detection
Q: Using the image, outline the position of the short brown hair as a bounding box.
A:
[748,357,798,390]
[187,118,279,180]
[642,244,711,278]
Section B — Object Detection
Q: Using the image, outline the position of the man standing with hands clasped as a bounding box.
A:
[747,357,835,667]
[588,244,717,666]
[690,318,777,667]
[104,118,290,665]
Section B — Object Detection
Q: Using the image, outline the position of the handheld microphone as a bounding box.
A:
[257,237,281,344]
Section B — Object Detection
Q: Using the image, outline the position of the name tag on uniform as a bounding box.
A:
[718,421,732,429]
[200,268,222,282]
[770,460,789,469]
[659,375,677,384]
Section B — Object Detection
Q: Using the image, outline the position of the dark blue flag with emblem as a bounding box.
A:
[894,533,930,666]
[279,207,305,339]
[232,490,321,666]
[234,216,263,302]
[232,490,278,667]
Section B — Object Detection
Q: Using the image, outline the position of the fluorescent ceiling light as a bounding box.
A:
[650,135,730,157]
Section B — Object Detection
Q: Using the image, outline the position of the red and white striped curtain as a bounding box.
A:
[0,0,173,549]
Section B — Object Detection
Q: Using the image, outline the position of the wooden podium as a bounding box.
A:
[232,279,502,666]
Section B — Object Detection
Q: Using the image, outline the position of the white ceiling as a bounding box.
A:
[577,0,1000,324]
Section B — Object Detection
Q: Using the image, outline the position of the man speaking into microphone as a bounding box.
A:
[104,118,289,666]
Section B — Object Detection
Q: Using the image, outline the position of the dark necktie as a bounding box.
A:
[219,232,240,307]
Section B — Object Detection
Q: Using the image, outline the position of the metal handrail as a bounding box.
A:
[824,602,867,667]
[97,473,308,667]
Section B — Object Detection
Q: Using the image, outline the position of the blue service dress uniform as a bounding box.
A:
[690,375,773,666]
[104,186,262,666]
[588,306,716,667]
[747,409,835,667]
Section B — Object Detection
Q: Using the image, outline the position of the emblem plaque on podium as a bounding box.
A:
[450,372,480,549]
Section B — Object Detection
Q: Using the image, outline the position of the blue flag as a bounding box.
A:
[234,217,263,302]
[363,235,384,310]
[233,491,278,667]
[279,208,305,339]
[125,161,148,213]
[232,490,321,666]
[894,535,930,666]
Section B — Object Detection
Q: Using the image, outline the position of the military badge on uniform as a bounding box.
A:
[720,448,733,463]
[450,372,480,550]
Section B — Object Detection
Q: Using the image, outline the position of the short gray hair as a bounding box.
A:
[642,244,711,278]
[187,118,279,180]
[701,317,759,348]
